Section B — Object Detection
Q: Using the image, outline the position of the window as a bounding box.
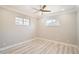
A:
[16,17,23,25]
[46,19,59,26]
[24,19,29,26]
[16,16,30,26]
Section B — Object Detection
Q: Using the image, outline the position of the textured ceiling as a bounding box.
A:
[0,5,76,18]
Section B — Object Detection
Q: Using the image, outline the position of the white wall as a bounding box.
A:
[77,9,79,45]
[37,11,77,45]
[0,8,36,48]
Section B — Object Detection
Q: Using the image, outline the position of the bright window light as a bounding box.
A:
[52,19,56,23]
[16,17,30,26]
[46,19,58,26]
[24,19,30,26]
[16,17,23,25]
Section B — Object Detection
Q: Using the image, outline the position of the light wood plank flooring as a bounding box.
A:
[0,39,79,54]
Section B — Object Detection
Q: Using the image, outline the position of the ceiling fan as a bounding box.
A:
[32,5,51,15]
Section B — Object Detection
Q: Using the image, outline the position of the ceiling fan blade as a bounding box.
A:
[43,10,51,12]
[42,5,46,9]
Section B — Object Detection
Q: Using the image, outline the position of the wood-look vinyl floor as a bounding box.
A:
[0,39,79,54]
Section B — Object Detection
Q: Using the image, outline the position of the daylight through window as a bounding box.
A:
[16,17,30,26]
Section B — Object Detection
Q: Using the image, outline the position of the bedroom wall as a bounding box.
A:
[77,8,79,45]
[0,7,36,48]
[37,11,77,45]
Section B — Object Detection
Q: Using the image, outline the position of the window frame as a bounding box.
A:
[46,18,60,27]
[15,16,30,26]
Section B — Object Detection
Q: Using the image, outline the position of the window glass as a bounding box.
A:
[16,17,23,25]
[16,17,30,26]
[46,19,58,26]
[24,19,29,25]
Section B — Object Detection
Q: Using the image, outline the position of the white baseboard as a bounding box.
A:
[0,39,35,51]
